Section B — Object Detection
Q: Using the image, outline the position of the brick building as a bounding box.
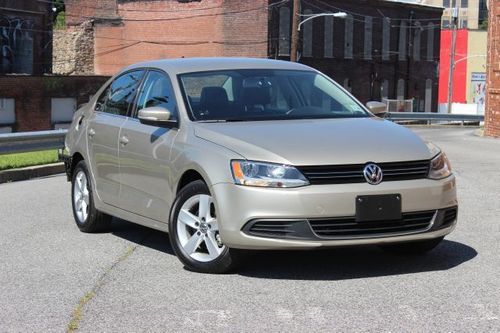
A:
[0,1,110,133]
[485,0,500,137]
[58,0,442,111]
[271,0,443,110]
[0,0,53,75]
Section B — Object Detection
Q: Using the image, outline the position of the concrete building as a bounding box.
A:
[485,0,500,137]
[409,0,488,29]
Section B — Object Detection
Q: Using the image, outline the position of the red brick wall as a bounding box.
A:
[0,75,109,132]
[65,0,118,26]
[485,0,500,137]
[82,0,269,75]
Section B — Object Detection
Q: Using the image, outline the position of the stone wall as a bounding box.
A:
[53,21,95,75]
[485,0,500,137]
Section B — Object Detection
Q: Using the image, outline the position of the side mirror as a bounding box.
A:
[138,106,177,127]
[366,101,387,116]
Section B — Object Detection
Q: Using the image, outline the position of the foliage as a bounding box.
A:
[479,19,488,30]
[53,0,66,28]
[0,150,59,171]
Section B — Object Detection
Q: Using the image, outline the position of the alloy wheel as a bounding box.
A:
[73,170,90,223]
[176,194,225,262]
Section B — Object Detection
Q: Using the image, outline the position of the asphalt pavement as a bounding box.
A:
[0,128,499,332]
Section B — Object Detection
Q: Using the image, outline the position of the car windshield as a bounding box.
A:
[178,69,370,122]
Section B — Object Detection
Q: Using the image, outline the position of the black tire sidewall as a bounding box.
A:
[169,180,237,273]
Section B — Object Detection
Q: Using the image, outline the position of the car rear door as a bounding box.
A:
[86,70,145,206]
[117,69,179,222]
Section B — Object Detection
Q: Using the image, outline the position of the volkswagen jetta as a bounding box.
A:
[60,58,457,273]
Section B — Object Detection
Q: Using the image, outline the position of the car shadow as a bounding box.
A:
[111,218,175,255]
[109,218,477,281]
[238,240,477,280]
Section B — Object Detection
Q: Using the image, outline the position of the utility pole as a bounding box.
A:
[290,0,300,62]
[447,5,459,113]
[406,11,414,106]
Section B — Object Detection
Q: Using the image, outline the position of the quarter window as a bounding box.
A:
[136,71,177,119]
[96,70,145,116]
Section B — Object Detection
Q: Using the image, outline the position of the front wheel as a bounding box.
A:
[169,180,242,273]
[379,237,444,255]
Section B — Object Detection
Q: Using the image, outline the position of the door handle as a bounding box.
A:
[119,136,129,146]
[88,128,96,138]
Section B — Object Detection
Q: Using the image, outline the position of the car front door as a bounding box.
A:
[87,70,145,206]
[117,70,179,222]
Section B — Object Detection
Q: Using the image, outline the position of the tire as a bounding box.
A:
[71,160,112,233]
[379,237,444,255]
[169,180,242,273]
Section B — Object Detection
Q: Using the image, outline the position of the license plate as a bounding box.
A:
[355,194,402,222]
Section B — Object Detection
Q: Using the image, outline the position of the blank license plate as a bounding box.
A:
[355,194,402,222]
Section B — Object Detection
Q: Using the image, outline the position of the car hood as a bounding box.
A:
[194,117,433,165]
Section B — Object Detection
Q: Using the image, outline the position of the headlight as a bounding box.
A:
[428,152,452,179]
[231,160,309,188]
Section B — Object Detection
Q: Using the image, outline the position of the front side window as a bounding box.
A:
[136,71,177,119]
[179,69,369,122]
[95,70,144,116]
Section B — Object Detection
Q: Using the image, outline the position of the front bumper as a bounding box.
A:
[211,175,457,250]
[57,148,72,181]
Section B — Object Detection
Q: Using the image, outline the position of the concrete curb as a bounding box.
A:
[0,162,65,184]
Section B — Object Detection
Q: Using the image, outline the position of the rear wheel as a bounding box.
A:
[71,160,112,233]
[169,180,242,273]
[380,237,444,255]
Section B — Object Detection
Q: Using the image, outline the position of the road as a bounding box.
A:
[0,128,499,332]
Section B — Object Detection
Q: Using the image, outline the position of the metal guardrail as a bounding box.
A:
[0,129,67,155]
[383,112,484,124]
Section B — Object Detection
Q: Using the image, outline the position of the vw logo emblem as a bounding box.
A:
[363,163,383,185]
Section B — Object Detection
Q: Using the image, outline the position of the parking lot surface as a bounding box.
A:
[0,128,499,332]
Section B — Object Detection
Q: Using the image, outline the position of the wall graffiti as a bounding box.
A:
[0,15,35,74]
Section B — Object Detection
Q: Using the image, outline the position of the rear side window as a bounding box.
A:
[135,70,178,119]
[95,70,145,116]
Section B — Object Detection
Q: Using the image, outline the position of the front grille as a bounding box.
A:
[309,210,435,238]
[297,160,430,185]
[442,207,458,227]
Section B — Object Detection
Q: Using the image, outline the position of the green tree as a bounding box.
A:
[53,0,66,29]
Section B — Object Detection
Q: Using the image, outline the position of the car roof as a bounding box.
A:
[123,57,314,75]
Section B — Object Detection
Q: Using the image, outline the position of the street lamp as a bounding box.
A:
[290,9,347,62]
[297,12,348,31]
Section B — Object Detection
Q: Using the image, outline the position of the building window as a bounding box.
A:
[443,0,450,7]
[427,23,435,61]
[364,16,373,60]
[413,21,422,61]
[279,7,291,56]
[0,98,15,127]
[397,79,405,100]
[303,9,313,57]
[343,78,352,93]
[425,79,432,112]
[0,17,34,74]
[382,18,391,61]
[461,0,468,8]
[381,80,389,99]
[442,19,450,29]
[461,19,468,28]
[51,98,77,128]
[344,14,353,59]
[398,21,407,61]
[324,16,334,58]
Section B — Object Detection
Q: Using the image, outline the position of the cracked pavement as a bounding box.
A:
[0,128,499,332]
